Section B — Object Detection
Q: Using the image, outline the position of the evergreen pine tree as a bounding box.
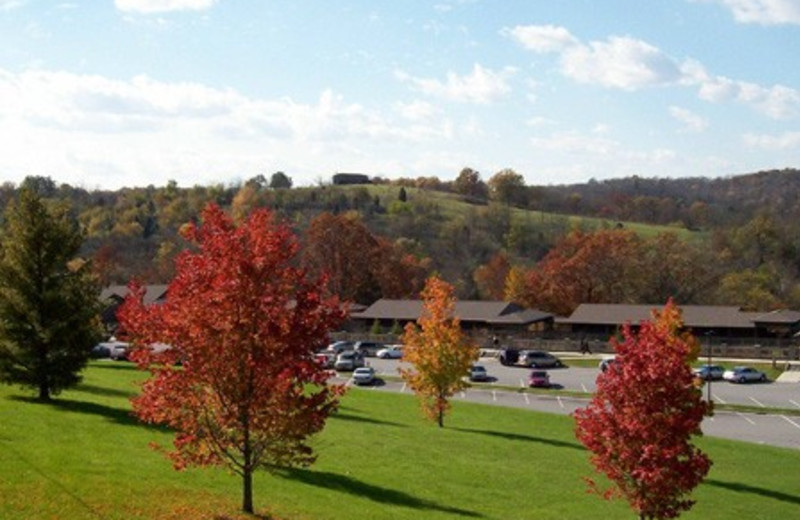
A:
[0,189,102,400]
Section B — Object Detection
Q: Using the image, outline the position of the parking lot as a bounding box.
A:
[335,356,800,450]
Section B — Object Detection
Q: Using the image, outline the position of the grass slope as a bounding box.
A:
[343,184,700,241]
[1,362,798,519]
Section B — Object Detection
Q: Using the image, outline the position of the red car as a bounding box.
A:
[528,370,551,388]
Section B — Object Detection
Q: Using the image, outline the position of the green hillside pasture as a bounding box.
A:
[355,184,700,241]
[1,362,797,519]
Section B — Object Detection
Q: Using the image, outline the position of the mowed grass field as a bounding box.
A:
[1,362,799,520]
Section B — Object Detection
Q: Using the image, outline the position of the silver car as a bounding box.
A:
[352,367,376,385]
[334,351,365,372]
[723,366,767,383]
[517,350,563,368]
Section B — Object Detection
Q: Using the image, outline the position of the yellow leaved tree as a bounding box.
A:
[400,276,480,427]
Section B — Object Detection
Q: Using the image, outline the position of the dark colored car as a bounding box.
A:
[498,348,519,366]
[353,341,384,357]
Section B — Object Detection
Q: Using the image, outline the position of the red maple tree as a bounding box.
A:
[573,301,712,520]
[118,204,345,514]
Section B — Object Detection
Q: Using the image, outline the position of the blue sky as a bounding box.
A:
[1,0,799,190]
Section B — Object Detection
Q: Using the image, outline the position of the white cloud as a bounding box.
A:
[697,75,800,118]
[743,131,800,149]
[561,36,684,90]
[509,25,800,118]
[0,0,25,10]
[503,24,579,53]
[698,0,800,25]
[114,0,217,14]
[530,131,619,155]
[669,106,709,132]
[394,100,438,121]
[395,63,515,104]
[0,67,462,189]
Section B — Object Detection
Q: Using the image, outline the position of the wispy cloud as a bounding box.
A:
[669,106,709,132]
[744,131,800,149]
[0,0,26,11]
[530,131,619,155]
[114,0,218,14]
[506,24,800,118]
[696,0,800,25]
[395,63,516,104]
[503,24,578,53]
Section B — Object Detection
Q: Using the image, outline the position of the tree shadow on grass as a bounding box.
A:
[279,468,483,518]
[706,479,800,506]
[7,395,164,432]
[330,412,407,428]
[74,382,138,399]
[453,427,586,452]
[88,361,140,372]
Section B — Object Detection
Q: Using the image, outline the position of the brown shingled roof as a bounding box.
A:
[556,303,754,329]
[352,299,552,325]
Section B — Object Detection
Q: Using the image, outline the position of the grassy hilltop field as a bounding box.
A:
[1,362,798,520]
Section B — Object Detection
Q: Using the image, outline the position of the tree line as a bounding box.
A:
[3,170,800,314]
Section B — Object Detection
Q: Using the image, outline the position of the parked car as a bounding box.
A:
[528,370,551,388]
[90,343,111,359]
[353,341,384,357]
[352,367,376,386]
[315,352,335,369]
[326,340,354,354]
[517,350,563,368]
[498,348,519,366]
[693,364,725,381]
[723,366,767,383]
[334,351,365,372]
[107,341,130,361]
[599,356,618,372]
[469,364,489,382]
[376,345,403,359]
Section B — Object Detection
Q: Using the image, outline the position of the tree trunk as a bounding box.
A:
[242,467,253,514]
[438,408,444,428]
[38,380,50,401]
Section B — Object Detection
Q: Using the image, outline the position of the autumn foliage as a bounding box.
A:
[118,204,345,514]
[302,211,430,303]
[400,276,479,427]
[573,301,712,520]
[511,229,644,316]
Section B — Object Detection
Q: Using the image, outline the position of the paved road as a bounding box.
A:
[340,358,800,450]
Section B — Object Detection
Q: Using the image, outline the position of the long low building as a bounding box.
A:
[556,303,800,342]
[350,299,553,335]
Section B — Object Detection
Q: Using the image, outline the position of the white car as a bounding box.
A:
[723,366,767,383]
[352,367,376,385]
[376,345,403,359]
[468,364,489,382]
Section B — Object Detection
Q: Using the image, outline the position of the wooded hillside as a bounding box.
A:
[2,168,799,315]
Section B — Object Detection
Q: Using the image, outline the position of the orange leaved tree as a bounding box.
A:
[117,204,345,514]
[573,301,712,520]
[400,276,479,427]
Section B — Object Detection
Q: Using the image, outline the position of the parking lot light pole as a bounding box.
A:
[705,331,714,404]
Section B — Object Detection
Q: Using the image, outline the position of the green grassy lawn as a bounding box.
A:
[1,362,798,519]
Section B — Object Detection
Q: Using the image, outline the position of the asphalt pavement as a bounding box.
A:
[340,356,800,450]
